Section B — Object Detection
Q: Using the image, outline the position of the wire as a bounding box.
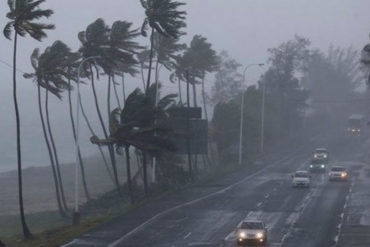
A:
[0,59,27,74]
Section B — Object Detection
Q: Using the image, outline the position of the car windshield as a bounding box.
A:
[241,222,263,229]
[331,167,346,172]
[295,172,309,178]
[311,159,324,164]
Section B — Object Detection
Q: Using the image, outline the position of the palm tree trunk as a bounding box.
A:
[90,66,121,194]
[122,74,127,104]
[142,152,148,196]
[107,75,112,122]
[67,79,91,200]
[185,71,193,181]
[12,32,31,238]
[112,76,122,110]
[178,78,182,104]
[146,28,155,92]
[78,93,114,183]
[38,84,66,217]
[125,146,134,203]
[140,64,146,91]
[45,89,69,212]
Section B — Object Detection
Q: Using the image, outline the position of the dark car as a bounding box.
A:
[309,158,327,173]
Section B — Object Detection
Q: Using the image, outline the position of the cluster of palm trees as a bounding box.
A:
[3,0,220,238]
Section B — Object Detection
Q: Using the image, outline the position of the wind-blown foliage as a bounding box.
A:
[141,0,186,90]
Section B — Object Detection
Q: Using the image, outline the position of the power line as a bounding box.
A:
[0,59,27,74]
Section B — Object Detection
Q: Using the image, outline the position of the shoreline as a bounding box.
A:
[0,154,128,216]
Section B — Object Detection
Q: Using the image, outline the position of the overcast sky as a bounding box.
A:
[0,0,370,170]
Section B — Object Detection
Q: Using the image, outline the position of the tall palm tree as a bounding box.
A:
[78,18,122,193]
[24,49,67,217]
[140,0,186,91]
[3,0,54,237]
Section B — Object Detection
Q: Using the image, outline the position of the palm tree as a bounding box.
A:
[78,18,122,193]
[107,20,141,125]
[153,32,186,94]
[91,86,177,202]
[3,0,54,237]
[140,0,186,91]
[24,49,67,217]
[137,49,151,90]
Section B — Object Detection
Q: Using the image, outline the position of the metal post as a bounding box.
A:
[73,56,99,225]
[260,80,266,154]
[152,64,163,183]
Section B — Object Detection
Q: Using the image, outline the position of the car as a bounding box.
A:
[329,166,348,181]
[236,220,267,246]
[292,170,311,188]
[313,148,329,161]
[309,158,327,173]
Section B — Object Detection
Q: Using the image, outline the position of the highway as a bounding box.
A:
[64,135,364,247]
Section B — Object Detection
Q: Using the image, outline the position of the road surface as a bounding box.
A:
[64,135,365,247]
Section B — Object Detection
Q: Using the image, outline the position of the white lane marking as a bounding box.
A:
[333,181,354,246]
[257,202,263,208]
[280,188,317,244]
[265,193,270,199]
[107,152,305,247]
[183,232,192,239]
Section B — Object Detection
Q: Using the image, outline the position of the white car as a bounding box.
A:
[329,166,348,181]
[292,170,311,188]
[237,220,267,246]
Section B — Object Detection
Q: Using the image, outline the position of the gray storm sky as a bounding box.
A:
[0,0,370,169]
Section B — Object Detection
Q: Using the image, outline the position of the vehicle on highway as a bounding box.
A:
[329,166,348,181]
[292,170,311,188]
[309,158,327,173]
[347,114,363,136]
[237,220,267,246]
[313,148,329,161]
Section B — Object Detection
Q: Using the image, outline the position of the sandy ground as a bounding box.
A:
[0,153,136,215]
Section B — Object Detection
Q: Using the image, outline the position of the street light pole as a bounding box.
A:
[73,56,99,225]
[238,63,264,166]
[260,80,266,154]
[152,64,163,183]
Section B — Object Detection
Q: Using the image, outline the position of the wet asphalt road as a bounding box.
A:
[64,135,363,247]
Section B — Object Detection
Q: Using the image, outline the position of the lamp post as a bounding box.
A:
[73,56,99,225]
[152,64,164,183]
[238,63,264,166]
[260,79,266,154]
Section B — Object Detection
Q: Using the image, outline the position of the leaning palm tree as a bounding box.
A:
[91,87,177,202]
[140,0,186,91]
[24,49,67,217]
[153,31,186,94]
[185,35,219,169]
[3,0,54,238]
[78,18,122,193]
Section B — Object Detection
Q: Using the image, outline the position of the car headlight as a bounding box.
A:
[239,232,246,238]
[323,154,327,158]
[341,172,347,178]
[256,232,264,239]
[352,129,355,132]
[310,165,313,168]
[314,154,318,158]
[321,164,325,168]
